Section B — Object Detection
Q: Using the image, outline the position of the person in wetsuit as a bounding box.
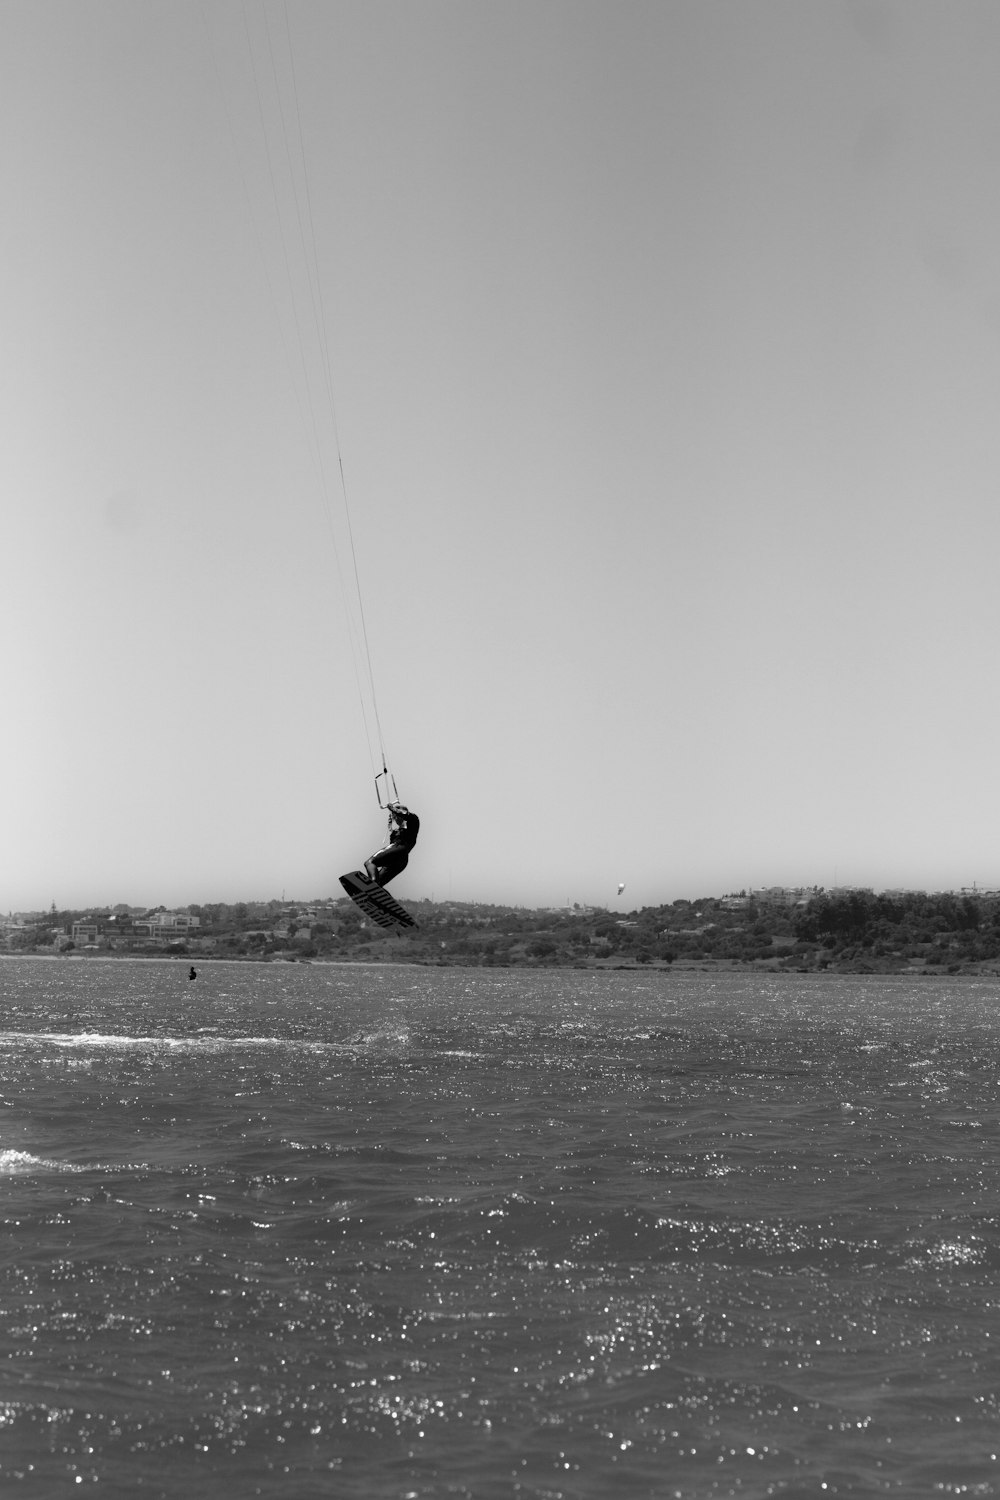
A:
[365,803,420,887]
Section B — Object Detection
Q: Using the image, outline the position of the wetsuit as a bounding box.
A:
[367,807,420,887]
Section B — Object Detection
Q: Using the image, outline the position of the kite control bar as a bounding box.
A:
[375,765,399,810]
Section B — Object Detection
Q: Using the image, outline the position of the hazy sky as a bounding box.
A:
[4,0,1000,914]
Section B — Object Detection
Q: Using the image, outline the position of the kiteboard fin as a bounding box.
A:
[339,870,417,933]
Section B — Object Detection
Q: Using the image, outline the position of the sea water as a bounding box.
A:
[1,959,998,1499]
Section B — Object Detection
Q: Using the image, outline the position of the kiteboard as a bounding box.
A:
[339,870,417,933]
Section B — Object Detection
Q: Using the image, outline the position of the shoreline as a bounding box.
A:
[3,951,999,979]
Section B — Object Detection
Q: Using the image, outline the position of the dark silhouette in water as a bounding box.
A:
[189,967,197,981]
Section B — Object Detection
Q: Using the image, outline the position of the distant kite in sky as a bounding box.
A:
[617,883,626,896]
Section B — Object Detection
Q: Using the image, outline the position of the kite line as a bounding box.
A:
[203,0,396,807]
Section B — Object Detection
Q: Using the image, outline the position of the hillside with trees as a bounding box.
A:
[6,888,1000,974]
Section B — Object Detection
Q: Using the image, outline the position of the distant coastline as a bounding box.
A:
[5,888,1000,976]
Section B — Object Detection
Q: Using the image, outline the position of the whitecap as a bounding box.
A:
[0,1148,84,1175]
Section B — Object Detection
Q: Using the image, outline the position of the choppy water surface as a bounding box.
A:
[1,958,999,1497]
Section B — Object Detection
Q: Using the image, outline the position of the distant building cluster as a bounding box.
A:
[720,886,827,909]
[2,901,342,954]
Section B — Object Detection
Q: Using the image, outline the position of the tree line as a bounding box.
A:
[8,889,1000,973]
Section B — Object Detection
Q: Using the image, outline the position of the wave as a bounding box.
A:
[0,1030,352,1053]
[0,1148,85,1175]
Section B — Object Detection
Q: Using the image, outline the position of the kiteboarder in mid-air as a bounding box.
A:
[365,803,420,887]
